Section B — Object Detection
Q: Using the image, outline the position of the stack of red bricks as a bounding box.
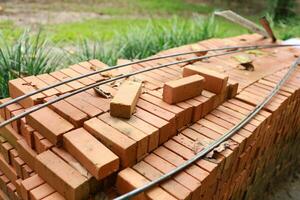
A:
[0,33,300,200]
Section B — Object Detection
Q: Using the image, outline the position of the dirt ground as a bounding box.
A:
[267,170,300,200]
[0,1,107,28]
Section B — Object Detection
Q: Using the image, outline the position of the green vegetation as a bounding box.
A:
[0,32,65,97]
[0,0,299,98]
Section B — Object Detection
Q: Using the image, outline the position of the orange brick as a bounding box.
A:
[110,81,142,119]
[63,128,119,180]
[99,113,148,160]
[65,94,103,118]
[183,65,228,94]
[60,68,94,86]
[133,161,191,200]
[7,182,16,200]
[26,107,74,145]
[50,71,83,90]
[1,142,13,164]
[141,93,189,130]
[16,139,37,170]
[37,73,73,94]
[41,192,65,200]
[22,165,33,179]
[163,74,204,104]
[122,115,159,152]
[84,118,136,168]
[0,154,17,183]
[33,131,44,152]
[44,96,88,128]
[0,98,10,119]
[134,107,174,144]
[29,183,55,200]
[23,76,59,97]
[21,124,35,149]
[35,150,89,200]
[11,109,25,133]
[116,167,177,200]
[12,157,25,179]
[8,78,45,108]
[70,64,104,82]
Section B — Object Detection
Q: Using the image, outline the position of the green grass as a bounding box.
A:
[0,0,299,98]
[0,31,66,98]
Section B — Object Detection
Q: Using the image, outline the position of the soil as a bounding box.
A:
[0,0,110,28]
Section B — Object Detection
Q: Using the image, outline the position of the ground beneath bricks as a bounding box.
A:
[267,164,300,200]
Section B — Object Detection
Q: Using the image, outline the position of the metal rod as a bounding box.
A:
[0,45,298,129]
[114,57,300,200]
[260,17,277,42]
[0,44,298,109]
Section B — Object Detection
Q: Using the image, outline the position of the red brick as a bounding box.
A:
[0,154,17,183]
[44,96,88,128]
[134,107,174,144]
[84,117,136,167]
[1,142,13,164]
[154,146,210,184]
[33,131,44,153]
[22,165,33,179]
[16,139,37,170]
[23,76,59,97]
[70,64,104,82]
[50,71,83,90]
[133,161,191,200]
[39,139,53,153]
[37,73,73,94]
[121,115,159,152]
[41,192,65,200]
[35,150,89,200]
[60,68,95,86]
[12,157,25,179]
[29,183,55,200]
[65,94,103,117]
[183,65,228,94]
[8,78,45,108]
[110,81,142,119]
[148,90,193,128]
[88,59,108,70]
[141,93,190,130]
[80,90,110,112]
[21,124,35,149]
[0,174,9,193]
[7,182,16,200]
[99,113,148,160]
[11,109,25,133]
[26,107,74,145]
[63,128,119,180]
[163,75,204,104]
[0,98,10,119]
[116,167,176,200]
[5,102,23,120]
[145,154,201,200]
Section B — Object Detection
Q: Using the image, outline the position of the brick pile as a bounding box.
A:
[0,33,300,200]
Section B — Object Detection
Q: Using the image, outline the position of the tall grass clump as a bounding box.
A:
[68,39,120,66]
[72,15,217,63]
[0,31,65,98]
[117,15,217,59]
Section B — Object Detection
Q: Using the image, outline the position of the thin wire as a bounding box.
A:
[114,58,300,200]
[1,44,299,109]
[0,45,298,129]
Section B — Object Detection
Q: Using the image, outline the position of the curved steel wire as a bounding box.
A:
[0,44,299,109]
[114,58,300,200]
[0,45,299,129]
